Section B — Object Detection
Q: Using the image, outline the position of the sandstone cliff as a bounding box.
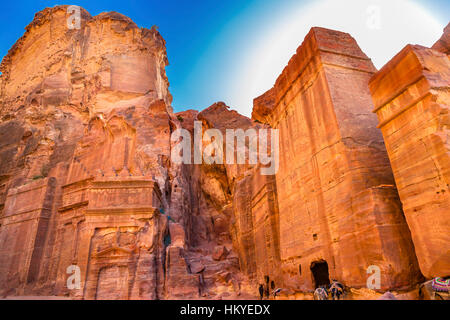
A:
[0,5,448,300]
[0,6,253,299]
[251,27,423,291]
[432,22,450,54]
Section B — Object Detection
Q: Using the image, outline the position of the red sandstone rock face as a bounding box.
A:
[196,102,282,289]
[369,44,450,279]
[252,88,275,124]
[0,5,447,300]
[0,6,254,300]
[432,23,450,55]
[0,5,175,299]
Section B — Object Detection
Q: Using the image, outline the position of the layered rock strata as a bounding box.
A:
[369,42,450,279]
[0,6,252,299]
[251,27,423,291]
[0,5,448,300]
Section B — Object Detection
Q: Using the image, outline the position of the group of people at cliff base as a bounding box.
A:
[313,280,345,300]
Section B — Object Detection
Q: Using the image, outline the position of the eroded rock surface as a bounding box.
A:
[0,6,253,300]
[432,23,450,55]
[369,44,450,279]
[0,5,448,300]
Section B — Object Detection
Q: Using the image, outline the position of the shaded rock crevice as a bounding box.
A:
[0,6,448,300]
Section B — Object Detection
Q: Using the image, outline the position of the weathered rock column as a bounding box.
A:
[254,27,422,290]
[369,44,450,279]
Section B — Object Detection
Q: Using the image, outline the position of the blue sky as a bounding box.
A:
[0,0,448,116]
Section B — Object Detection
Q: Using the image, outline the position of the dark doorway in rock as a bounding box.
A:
[310,260,330,288]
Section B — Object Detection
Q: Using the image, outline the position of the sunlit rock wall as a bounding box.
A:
[0,6,254,299]
[369,43,450,279]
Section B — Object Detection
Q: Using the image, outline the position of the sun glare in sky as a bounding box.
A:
[226,0,445,117]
